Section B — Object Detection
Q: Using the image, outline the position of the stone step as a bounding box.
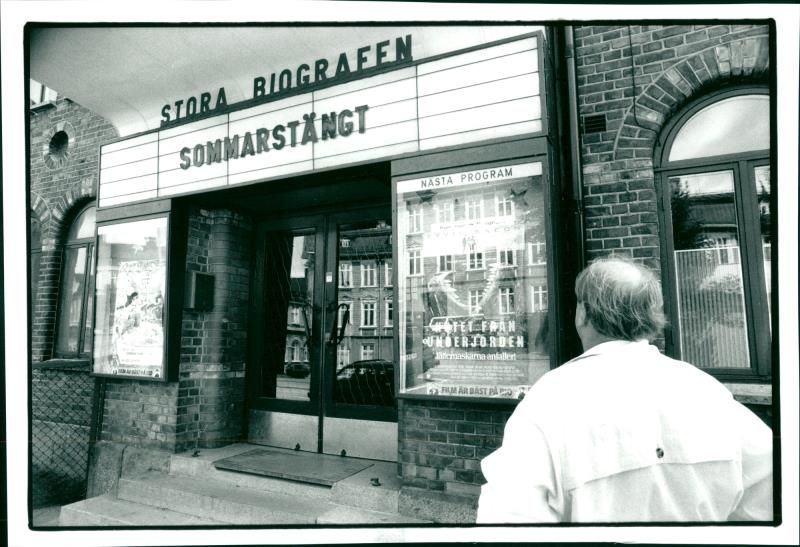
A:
[317,504,430,525]
[59,494,225,526]
[118,472,331,525]
[330,462,402,514]
[170,448,334,502]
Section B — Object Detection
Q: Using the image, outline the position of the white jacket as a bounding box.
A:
[477,340,773,523]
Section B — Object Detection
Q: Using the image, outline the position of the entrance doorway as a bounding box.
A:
[247,206,397,461]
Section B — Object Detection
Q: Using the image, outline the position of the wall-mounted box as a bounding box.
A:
[185,272,215,311]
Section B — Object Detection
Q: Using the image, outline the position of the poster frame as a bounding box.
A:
[391,152,559,405]
[89,209,185,382]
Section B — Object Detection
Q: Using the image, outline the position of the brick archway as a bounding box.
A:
[615,35,770,159]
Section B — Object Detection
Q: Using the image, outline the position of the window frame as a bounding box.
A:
[384,299,393,328]
[407,206,422,234]
[360,261,377,287]
[338,261,352,288]
[361,300,377,328]
[53,202,96,359]
[655,86,772,381]
[384,260,392,287]
[361,343,375,360]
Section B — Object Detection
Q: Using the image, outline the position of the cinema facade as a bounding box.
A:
[29,24,774,522]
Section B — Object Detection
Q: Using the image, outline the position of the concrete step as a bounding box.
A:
[118,471,334,524]
[330,461,402,514]
[170,447,333,502]
[317,504,430,525]
[59,494,225,526]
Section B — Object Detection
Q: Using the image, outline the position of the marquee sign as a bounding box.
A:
[99,34,544,208]
[160,35,412,125]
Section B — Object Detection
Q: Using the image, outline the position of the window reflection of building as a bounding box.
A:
[499,287,515,314]
[361,262,377,287]
[361,343,375,360]
[336,222,394,372]
[408,207,422,233]
[361,301,376,328]
[339,262,352,287]
[408,249,422,276]
[385,299,393,327]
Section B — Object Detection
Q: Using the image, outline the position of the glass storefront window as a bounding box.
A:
[396,162,550,400]
[93,216,168,379]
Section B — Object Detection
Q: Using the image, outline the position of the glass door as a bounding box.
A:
[248,216,325,452]
[248,208,397,460]
[321,211,397,459]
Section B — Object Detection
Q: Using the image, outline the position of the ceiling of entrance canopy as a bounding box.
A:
[29,25,541,137]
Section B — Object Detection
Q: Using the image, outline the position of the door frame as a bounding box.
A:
[322,207,397,424]
[245,203,396,453]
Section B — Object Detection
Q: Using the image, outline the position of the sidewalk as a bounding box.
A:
[32,505,61,527]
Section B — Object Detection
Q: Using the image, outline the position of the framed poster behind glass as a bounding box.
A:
[396,162,552,400]
[92,215,170,380]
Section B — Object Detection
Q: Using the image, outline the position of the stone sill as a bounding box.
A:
[724,382,772,406]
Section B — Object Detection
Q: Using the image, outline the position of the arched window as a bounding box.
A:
[54,203,96,358]
[657,88,771,379]
[30,213,42,303]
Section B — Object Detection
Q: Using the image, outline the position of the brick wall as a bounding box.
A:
[398,399,512,498]
[574,24,769,268]
[176,208,253,451]
[100,379,179,449]
[29,99,119,361]
[100,207,253,452]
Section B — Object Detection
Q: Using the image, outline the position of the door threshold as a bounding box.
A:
[212,444,384,487]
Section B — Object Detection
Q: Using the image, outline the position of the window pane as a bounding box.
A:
[68,205,97,240]
[669,171,750,369]
[334,220,394,407]
[271,233,315,400]
[82,245,96,354]
[754,165,771,329]
[55,247,87,355]
[396,162,549,399]
[669,95,769,161]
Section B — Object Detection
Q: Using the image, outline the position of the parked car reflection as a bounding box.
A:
[284,361,310,378]
[333,359,395,406]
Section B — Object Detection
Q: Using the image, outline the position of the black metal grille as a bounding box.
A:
[583,114,607,134]
[31,363,100,508]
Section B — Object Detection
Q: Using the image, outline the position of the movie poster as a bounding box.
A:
[396,162,551,399]
[93,216,169,379]
[109,260,165,377]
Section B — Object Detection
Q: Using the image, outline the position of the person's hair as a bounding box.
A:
[574,256,666,341]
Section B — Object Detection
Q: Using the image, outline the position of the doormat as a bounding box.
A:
[213,447,374,486]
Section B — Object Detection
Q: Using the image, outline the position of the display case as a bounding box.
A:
[395,161,553,400]
[91,213,182,380]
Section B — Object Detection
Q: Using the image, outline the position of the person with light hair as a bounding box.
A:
[476,256,772,523]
